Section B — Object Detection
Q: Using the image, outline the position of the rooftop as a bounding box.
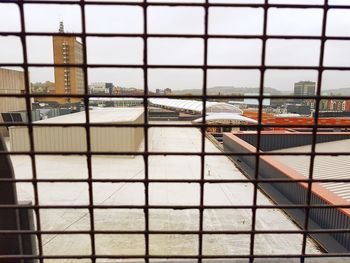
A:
[9,123,321,259]
[193,113,257,124]
[34,107,144,124]
[149,98,243,114]
[271,139,350,203]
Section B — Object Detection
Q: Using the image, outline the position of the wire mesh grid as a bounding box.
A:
[0,0,350,262]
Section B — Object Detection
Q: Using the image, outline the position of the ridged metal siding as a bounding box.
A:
[223,134,350,252]
[236,133,350,151]
[0,68,26,137]
[9,112,144,153]
[272,140,350,202]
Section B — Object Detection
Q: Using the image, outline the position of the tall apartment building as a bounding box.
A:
[52,22,84,104]
[294,81,316,104]
[0,68,26,136]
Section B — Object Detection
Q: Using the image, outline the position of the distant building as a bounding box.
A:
[316,111,350,118]
[105,83,113,95]
[228,93,271,108]
[346,100,350,111]
[156,88,172,95]
[116,87,143,96]
[89,82,112,95]
[0,68,26,136]
[294,81,316,103]
[286,104,311,116]
[31,81,55,94]
[244,93,270,106]
[330,100,346,111]
[320,99,350,112]
[52,22,84,104]
[164,88,172,95]
[89,97,143,107]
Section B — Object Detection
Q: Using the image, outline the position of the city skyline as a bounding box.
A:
[2,1,350,92]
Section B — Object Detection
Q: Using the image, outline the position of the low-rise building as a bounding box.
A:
[9,108,144,153]
[89,82,112,95]
[0,68,27,137]
[156,88,172,95]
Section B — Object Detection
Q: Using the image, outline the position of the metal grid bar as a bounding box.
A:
[79,1,97,262]
[2,229,350,236]
[142,0,150,261]
[0,0,348,9]
[198,0,208,260]
[1,253,350,261]
[301,1,329,261]
[3,204,350,210]
[17,2,44,262]
[249,1,268,261]
[0,0,350,262]
[1,124,350,129]
[3,63,350,72]
[1,94,350,100]
[5,32,350,41]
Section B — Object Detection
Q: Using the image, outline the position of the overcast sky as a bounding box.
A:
[1,0,350,92]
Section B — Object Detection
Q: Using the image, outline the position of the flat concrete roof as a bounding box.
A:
[271,139,350,203]
[34,107,144,124]
[9,123,321,259]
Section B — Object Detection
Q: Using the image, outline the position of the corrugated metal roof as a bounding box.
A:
[271,139,350,202]
[192,112,258,124]
[149,98,243,114]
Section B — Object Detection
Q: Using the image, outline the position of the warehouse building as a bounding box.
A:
[272,138,350,202]
[0,68,26,137]
[223,131,350,252]
[89,97,143,107]
[9,108,144,153]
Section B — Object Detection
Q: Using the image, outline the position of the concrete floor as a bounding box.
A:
[9,123,321,262]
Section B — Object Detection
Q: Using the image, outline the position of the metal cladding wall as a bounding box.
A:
[9,112,144,153]
[235,132,350,151]
[223,133,350,252]
[90,112,144,153]
[0,68,26,137]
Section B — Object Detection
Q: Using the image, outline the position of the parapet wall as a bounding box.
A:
[233,131,350,151]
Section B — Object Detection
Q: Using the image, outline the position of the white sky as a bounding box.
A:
[1,0,350,92]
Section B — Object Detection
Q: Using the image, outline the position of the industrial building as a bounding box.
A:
[149,98,257,130]
[0,68,26,137]
[223,131,350,252]
[89,82,113,95]
[7,124,321,257]
[294,81,316,103]
[286,104,311,115]
[9,108,144,153]
[50,22,84,104]
[229,93,271,108]
[242,110,350,131]
[149,98,243,115]
[89,97,143,107]
[272,138,350,202]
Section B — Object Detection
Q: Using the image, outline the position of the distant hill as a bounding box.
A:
[172,86,283,95]
[322,87,350,96]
